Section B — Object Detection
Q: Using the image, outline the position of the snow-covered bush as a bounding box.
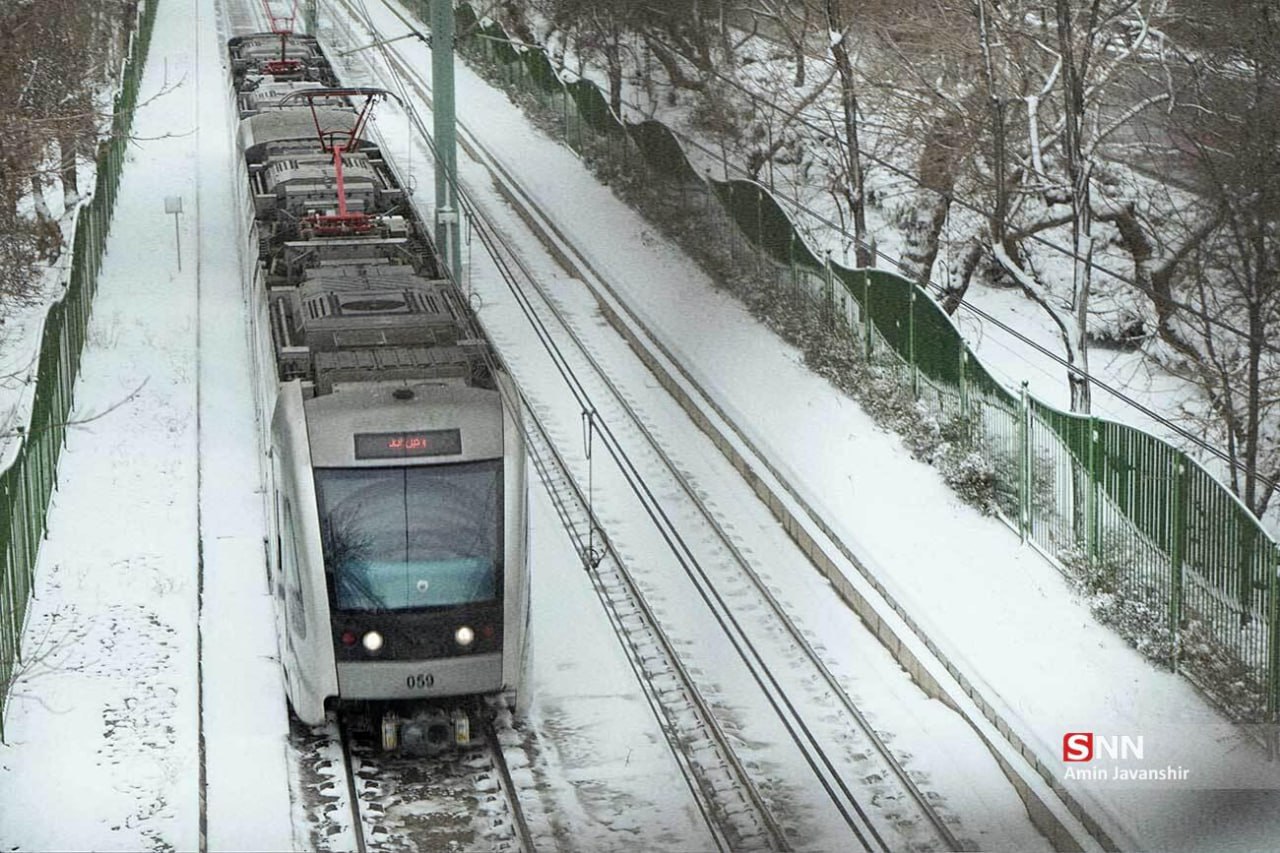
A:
[1060,540,1176,668]
[941,450,998,514]
[1178,619,1266,721]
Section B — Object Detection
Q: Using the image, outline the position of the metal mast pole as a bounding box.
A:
[430,0,461,279]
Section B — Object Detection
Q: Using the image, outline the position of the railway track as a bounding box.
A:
[521,395,788,852]
[319,2,972,850]
[315,3,790,850]
[287,705,534,852]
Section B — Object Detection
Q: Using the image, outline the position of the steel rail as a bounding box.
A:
[480,709,538,853]
[336,717,372,853]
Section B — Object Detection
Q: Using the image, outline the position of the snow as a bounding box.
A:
[1,0,1278,851]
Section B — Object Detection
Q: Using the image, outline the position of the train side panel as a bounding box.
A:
[500,377,530,697]
[271,381,339,724]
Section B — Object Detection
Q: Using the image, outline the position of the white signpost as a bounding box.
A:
[164,195,184,271]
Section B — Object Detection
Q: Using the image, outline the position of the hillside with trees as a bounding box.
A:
[493,0,1280,523]
[0,0,139,304]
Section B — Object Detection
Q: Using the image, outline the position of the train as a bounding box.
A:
[227,30,530,753]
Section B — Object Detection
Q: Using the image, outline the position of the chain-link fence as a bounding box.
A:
[0,0,159,741]
[425,2,1280,723]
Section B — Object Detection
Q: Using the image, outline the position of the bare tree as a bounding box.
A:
[852,0,991,291]
[823,0,872,266]
[738,0,819,87]
[1148,0,1280,519]
[0,0,135,301]
[962,0,1174,413]
[1053,0,1098,411]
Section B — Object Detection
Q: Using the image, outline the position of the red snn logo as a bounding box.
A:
[1063,732,1094,762]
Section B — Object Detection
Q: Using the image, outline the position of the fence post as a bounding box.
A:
[1019,381,1031,543]
[823,249,834,328]
[620,120,629,173]
[909,287,919,398]
[1088,417,1101,564]
[863,270,872,359]
[22,459,36,571]
[561,82,570,141]
[754,188,763,275]
[1169,457,1187,668]
[726,182,735,265]
[959,348,969,426]
[1269,542,1280,726]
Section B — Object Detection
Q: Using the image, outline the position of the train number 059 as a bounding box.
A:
[406,673,435,689]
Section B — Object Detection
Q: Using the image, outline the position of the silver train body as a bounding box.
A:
[229,34,529,735]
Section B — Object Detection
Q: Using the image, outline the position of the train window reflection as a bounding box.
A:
[314,460,503,611]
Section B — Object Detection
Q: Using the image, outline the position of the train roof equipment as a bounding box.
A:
[276,87,405,239]
[259,0,303,77]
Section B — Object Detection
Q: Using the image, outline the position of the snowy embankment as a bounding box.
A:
[0,179,93,470]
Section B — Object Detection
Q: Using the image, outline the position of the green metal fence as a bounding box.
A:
[0,0,158,741]
[434,3,1280,723]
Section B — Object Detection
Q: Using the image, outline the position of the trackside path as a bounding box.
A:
[195,0,295,847]
[0,0,294,848]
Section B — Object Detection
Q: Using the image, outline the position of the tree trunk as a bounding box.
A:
[941,241,983,314]
[1056,0,1095,414]
[58,129,79,203]
[603,32,624,116]
[824,0,871,267]
[30,173,51,223]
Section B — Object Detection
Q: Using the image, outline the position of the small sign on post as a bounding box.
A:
[164,195,184,271]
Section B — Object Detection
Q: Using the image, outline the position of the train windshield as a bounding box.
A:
[314,460,503,611]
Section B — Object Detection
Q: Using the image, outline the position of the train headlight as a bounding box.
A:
[454,625,475,648]
[362,630,384,653]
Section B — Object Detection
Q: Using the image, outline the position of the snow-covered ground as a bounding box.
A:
[0,0,206,845]
[1,0,1278,851]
